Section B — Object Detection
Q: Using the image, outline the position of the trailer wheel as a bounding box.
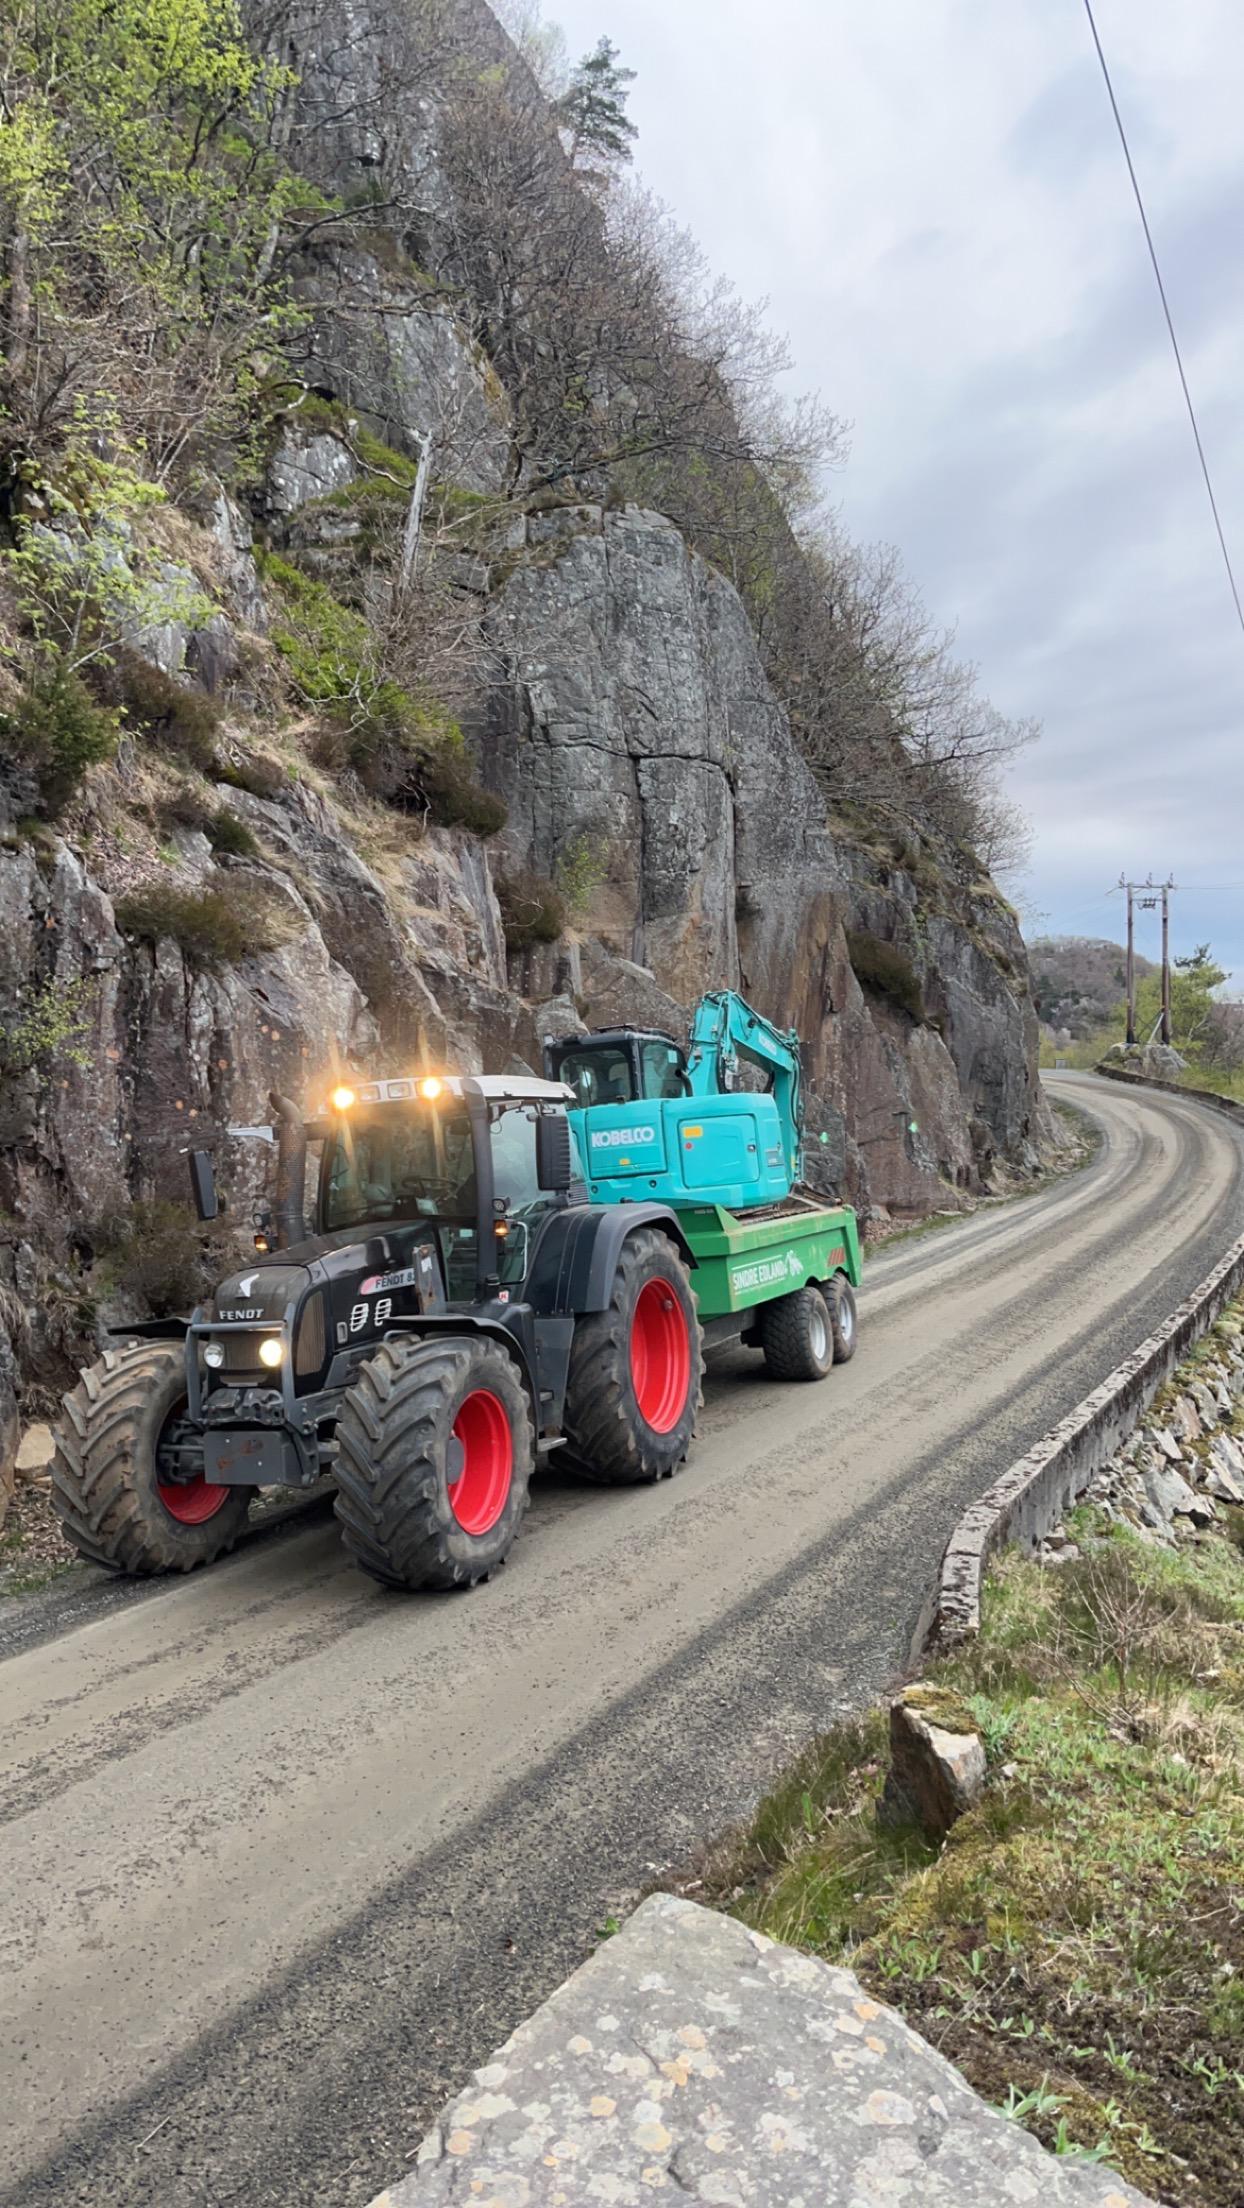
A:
[564,1227,703,1484]
[51,1341,249,1574]
[758,1285,835,1381]
[334,1337,533,1591]
[825,1274,858,1363]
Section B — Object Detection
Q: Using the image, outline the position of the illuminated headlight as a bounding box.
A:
[258,1337,284,1369]
[203,1341,225,1370]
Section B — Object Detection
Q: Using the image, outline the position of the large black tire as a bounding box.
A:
[825,1274,858,1363]
[563,1227,703,1485]
[758,1284,834,1381]
[51,1341,250,1574]
[334,1337,534,1591]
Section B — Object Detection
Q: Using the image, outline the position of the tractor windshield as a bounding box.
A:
[322,1105,477,1232]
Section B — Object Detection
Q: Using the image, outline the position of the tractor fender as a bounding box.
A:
[381,1314,538,1404]
[527,1203,695,1318]
[107,1317,192,1340]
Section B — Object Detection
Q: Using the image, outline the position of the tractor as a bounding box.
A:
[50,1005,861,1592]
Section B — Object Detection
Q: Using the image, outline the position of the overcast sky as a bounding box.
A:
[550,0,1244,975]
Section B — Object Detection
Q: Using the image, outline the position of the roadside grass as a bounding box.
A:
[678,1522,1244,2204]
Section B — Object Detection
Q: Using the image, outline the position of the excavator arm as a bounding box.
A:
[685,991,803,1164]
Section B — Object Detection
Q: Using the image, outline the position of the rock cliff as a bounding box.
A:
[0,0,1050,1497]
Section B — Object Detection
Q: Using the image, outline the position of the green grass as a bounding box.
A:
[684,1523,1244,2203]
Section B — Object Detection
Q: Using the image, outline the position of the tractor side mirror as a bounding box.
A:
[188,1149,219,1223]
[536,1111,574,1192]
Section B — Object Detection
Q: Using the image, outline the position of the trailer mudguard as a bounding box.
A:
[524,1202,696,1318]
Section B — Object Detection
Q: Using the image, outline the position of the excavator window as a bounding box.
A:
[640,1040,689,1098]
[557,1043,635,1109]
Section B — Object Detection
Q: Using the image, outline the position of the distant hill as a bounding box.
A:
[1027,935,1156,1038]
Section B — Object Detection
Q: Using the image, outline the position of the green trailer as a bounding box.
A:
[679,1195,861,1379]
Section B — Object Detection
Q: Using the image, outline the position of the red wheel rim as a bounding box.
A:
[448,1389,513,1535]
[630,1278,691,1433]
[157,1473,231,1525]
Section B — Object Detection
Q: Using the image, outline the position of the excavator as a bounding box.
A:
[543,989,860,1379]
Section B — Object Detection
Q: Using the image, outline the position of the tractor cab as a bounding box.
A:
[544,1028,691,1109]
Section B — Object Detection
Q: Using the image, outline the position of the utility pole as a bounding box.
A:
[1121,874,1136,1044]
[1160,878,1175,1045]
[1119,874,1176,1046]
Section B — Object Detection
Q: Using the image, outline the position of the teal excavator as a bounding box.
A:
[542,989,804,1211]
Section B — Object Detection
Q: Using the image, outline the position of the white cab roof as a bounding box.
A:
[344,1074,573,1109]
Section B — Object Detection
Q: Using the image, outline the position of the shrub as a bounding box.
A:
[207,808,259,858]
[0,977,93,1075]
[109,649,221,770]
[0,664,119,816]
[496,870,566,949]
[417,737,508,836]
[845,929,925,1023]
[90,1200,218,1317]
[217,751,288,799]
[115,883,284,967]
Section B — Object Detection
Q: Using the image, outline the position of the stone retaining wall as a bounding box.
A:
[934,1071,1244,1645]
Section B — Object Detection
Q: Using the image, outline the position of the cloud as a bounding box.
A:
[551,0,1244,962]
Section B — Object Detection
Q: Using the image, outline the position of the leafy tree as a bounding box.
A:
[0,0,311,473]
[1136,943,1226,1048]
[557,37,637,173]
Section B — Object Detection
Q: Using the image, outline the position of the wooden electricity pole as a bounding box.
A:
[1161,878,1174,1045]
[1122,875,1136,1043]
[1120,875,1176,1046]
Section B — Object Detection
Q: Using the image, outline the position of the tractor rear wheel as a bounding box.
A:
[758,1285,835,1381]
[825,1275,858,1363]
[333,1336,533,1591]
[563,1227,702,1484]
[51,1341,250,1573]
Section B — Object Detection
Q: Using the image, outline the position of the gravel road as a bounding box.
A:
[3,1073,1241,2208]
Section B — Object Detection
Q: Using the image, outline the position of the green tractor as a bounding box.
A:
[50,1044,859,1592]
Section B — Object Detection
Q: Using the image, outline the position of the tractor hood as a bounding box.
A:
[211,1264,310,1322]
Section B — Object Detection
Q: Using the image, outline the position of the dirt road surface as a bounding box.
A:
[4,1074,1241,2208]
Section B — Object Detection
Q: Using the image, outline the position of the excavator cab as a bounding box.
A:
[544,1029,691,1108]
[545,1009,798,1213]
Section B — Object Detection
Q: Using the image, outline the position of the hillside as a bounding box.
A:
[1029,936,1155,1038]
[0,0,1051,1481]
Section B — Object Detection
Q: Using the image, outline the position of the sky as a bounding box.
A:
[548,0,1244,978]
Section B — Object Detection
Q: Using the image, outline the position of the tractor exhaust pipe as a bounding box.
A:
[268,1091,307,1251]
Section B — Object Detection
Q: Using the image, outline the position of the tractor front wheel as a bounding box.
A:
[51,1341,250,1573]
[333,1337,533,1591]
[563,1227,703,1484]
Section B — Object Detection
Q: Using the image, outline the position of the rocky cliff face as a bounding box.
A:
[0,0,1050,1499]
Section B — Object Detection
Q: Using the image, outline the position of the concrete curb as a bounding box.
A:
[934,1073,1244,1646]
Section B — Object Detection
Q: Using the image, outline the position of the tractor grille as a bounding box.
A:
[210,1332,269,1377]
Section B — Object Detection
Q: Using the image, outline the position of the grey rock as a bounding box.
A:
[378,1894,1155,2206]
[0,1315,19,1532]
[1143,1461,1201,1523]
[1152,1427,1184,1464]
[1171,1395,1202,1441]
[1212,1432,1244,1479]
[880,1684,987,1840]
[268,429,360,516]
[1191,1383,1220,1429]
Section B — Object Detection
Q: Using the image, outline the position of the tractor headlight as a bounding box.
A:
[258,1337,284,1369]
[203,1341,225,1370]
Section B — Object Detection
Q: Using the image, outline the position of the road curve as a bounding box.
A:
[4,1073,1243,2208]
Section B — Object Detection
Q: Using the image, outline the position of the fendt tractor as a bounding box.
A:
[50,992,861,1592]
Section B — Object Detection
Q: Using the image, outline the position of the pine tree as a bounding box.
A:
[557,37,637,172]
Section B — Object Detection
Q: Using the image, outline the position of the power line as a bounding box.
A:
[1081,0,1244,640]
